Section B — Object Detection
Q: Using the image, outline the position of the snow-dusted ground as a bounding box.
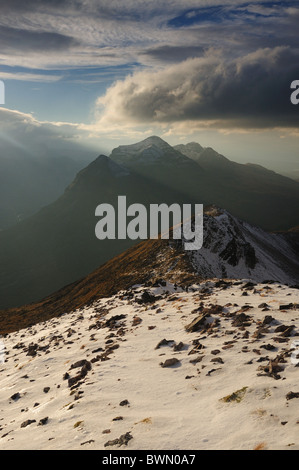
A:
[0,280,299,450]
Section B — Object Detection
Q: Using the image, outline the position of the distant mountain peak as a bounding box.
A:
[137,135,171,147]
[110,135,191,166]
[175,142,230,167]
[176,141,204,152]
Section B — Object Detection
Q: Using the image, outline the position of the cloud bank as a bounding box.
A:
[1,1,299,138]
[95,46,299,131]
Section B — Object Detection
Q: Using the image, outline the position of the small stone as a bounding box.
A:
[38,417,48,426]
[173,342,184,352]
[132,316,142,326]
[21,419,36,428]
[286,391,299,400]
[119,399,129,406]
[104,432,133,447]
[211,357,224,364]
[10,392,21,401]
[155,339,174,349]
[160,358,180,368]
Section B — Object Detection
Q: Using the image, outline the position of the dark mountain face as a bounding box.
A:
[0,147,96,230]
[0,153,194,309]
[0,135,298,310]
[175,142,299,232]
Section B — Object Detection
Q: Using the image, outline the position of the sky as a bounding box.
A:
[0,0,299,175]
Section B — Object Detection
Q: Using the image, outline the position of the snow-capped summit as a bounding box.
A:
[110,135,193,166]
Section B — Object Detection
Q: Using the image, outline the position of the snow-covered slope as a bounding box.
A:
[1,281,299,450]
[185,208,299,285]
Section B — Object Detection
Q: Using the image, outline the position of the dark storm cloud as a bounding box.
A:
[0,26,78,52]
[100,46,299,129]
[0,0,73,11]
[142,45,205,63]
[181,47,299,127]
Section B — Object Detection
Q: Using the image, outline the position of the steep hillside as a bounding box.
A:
[0,154,189,309]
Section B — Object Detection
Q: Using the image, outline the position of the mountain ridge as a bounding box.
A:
[0,207,297,335]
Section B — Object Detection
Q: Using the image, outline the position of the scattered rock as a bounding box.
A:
[104,432,133,447]
[259,303,270,309]
[232,312,252,328]
[21,419,36,428]
[160,358,180,368]
[211,357,224,364]
[104,314,127,329]
[70,359,91,370]
[112,416,123,421]
[155,339,174,349]
[279,303,298,310]
[261,343,276,351]
[81,439,95,446]
[136,291,159,305]
[132,316,142,326]
[185,313,209,333]
[26,343,39,357]
[258,360,284,380]
[173,341,184,352]
[274,325,294,337]
[38,417,48,426]
[206,368,221,376]
[68,360,92,388]
[261,315,275,325]
[119,399,129,407]
[10,392,21,401]
[286,391,299,400]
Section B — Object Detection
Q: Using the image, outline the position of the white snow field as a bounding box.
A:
[0,280,299,450]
